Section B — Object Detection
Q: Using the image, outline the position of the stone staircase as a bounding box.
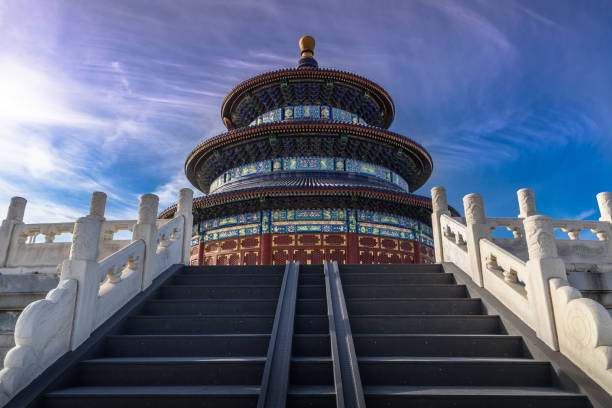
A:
[340,264,587,406]
[17,263,599,407]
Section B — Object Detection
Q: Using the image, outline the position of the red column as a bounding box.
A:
[261,233,272,265]
[347,233,359,264]
[197,242,205,265]
[414,241,421,264]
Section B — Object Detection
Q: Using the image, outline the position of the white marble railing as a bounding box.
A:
[479,239,533,328]
[551,219,610,241]
[0,188,194,405]
[154,215,184,279]
[94,239,146,330]
[550,277,612,392]
[1,217,142,276]
[440,214,470,274]
[431,188,612,395]
[487,217,525,238]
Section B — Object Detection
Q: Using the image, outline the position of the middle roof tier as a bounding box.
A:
[185,120,433,194]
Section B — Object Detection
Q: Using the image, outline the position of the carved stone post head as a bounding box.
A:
[89,192,107,219]
[523,215,558,260]
[6,197,26,222]
[463,194,486,225]
[431,187,449,214]
[517,188,537,218]
[69,216,102,261]
[137,194,159,225]
[597,192,612,222]
[177,188,194,217]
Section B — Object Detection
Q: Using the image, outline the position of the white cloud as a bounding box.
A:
[0,56,106,128]
[153,171,196,211]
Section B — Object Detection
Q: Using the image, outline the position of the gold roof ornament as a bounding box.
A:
[299,35,315,58]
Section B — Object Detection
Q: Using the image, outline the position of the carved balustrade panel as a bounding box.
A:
[440,215,470,273]
[94,240,146,329]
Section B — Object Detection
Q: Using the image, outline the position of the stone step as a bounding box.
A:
[340,264,443,274]
[287,385,335,408]
[0,347,12,363]
[290,357,334,386]
[142,299,278,315]
[122,315,275,335]
[182,265,284,275]
[343,284,468,298]
[363,385,589,408]
[293,315,329,334]
[349,315,502,334]
[292,334,331,356]
[353,334,524,358]
[122,314,330,335]
[156,285,281,299]
[45,385,587,408]
[297,285,326,298]
[172,273,283,286]
[0,273,58,293]
[78,357,266,386]
[295,299,327,315]
[0,292,49,309]
[44,385,261,408]
[0,310,20,332]
[103,334,270,357]
[358,357,551,387]
[341,272,455,285]
[44,385,340,408]
[0,331,15,349]
[347,298,482,315]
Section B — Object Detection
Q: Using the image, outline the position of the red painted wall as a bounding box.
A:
[190,232,434,265]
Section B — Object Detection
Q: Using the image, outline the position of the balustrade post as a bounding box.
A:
[176,188,194,265]
[89,192,107,219]
[60,192,106,349]
[0,197,26,267]
[431,187,450,263]
[132,194,159,289]
[523,215,567,350]
[463,193,490,286]
[598,192,612,222]
[596,192,612,261]
[517,188,538,218]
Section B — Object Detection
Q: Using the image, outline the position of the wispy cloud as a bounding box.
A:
[570,209,596,220]
[515,4,559,27]
[424,0,516,53]
[154,171,194,211]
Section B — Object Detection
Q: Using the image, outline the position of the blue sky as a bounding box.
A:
[0,0,610,223]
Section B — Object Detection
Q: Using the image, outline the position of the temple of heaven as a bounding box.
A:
[161,36,456,266]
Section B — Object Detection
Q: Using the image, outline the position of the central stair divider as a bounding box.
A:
[257,262,300,408]
[324,261,366,408]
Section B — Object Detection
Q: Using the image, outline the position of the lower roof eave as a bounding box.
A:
[160,188,460,225]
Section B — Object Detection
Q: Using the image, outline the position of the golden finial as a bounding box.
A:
[299,35,315,58]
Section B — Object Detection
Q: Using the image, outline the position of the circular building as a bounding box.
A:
[161,36,455,266]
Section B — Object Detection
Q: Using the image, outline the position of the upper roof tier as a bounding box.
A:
[221,36,395,130]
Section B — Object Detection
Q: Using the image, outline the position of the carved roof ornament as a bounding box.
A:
[297,35,318,69]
